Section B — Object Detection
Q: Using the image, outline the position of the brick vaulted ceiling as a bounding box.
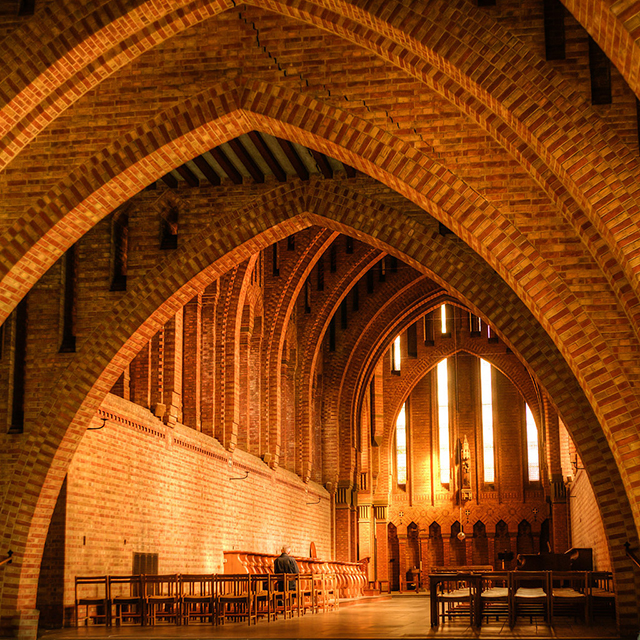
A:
[2,0,640,635]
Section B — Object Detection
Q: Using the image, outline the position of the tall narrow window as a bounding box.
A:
[304,279,311,313]
[440,304,447,334]
[272,242,280,277]
[480,359,495,483]
[525,405,540,481]
[391,335,401,373]
[396,403,407,485]
[317,255,324,291]
[111,211,129,291]
[469,313,481,334]
[60,244,77,353]
[10,298,28,433]
[160,205,178,249]
[438,358,450,484]
[346,236,354,254]
[407,322,417,358]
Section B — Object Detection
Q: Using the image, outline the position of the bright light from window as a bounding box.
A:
[392,335,401,372]
[396,404,407,485]
[480,359,495,483]
[440,304,447,334]
[438,359,450,484]
[525,404,540,481]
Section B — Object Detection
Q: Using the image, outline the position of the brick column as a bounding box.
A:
[358,504,373,579]
[374,504,389,586]
[182,294,202,430]
[200,283,218,438]
[162,308,183,426]
[130,341,151,408]
[397,524,408,592]
[237,318,252,452]
[488,534,496,569]
[419,534,429,589]
[544,398,569,552]
[335,483,353,561]
[150,326,165,419]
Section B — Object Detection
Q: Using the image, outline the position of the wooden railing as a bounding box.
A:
[624,542,640,570]
[223,551,367,599]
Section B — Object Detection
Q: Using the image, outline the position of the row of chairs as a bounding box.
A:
[434,570,615,628]
[75,572,339,627]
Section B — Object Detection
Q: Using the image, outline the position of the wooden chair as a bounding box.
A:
[75,576,109,627]
[180,574,215,625]
[588,571,616,622]
[434,574,474,626]
[313,572,339,613]
[479,571,510,624]
[108,575,143,626]
[269,572,295,620]
[297,573,316,615]
[251,574,272,622]
[143,574,181,625]
[550,571,588,625]
[510,571,551,628]
[215,574,254,625]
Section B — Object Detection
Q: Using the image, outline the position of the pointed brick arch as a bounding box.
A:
[0,99,638,631]
[2,1,640,339]
[1,78,633,478]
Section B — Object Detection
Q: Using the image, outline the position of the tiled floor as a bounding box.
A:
[38,595,621,640]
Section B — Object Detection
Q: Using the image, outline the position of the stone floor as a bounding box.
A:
[37,595,622,640]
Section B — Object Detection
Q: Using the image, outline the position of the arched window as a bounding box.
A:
[480,359,495,483]
[525,404,540,481]
[396,403,407,485]
[437,358,450,484]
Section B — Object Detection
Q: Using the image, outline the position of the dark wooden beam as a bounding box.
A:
[248,132,287,182]
[310,149,333,179]
[543,0,565,61]
[589,36,612,105]
[210,147,243,184]
[228,138,264,183]
[161,172,179,189]
[192,155,221,186]
[175,164,200,188]
[276,137,309,181]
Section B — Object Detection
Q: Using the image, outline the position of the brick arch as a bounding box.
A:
[296,244,384,481]
[261,228,338,470]
[2,1,640,343]
[0,104,636,624]
[0,78,637,488]
[0,76,638,519]
[319,269,433,484]
[561,1,640,102]
[381,347,542,452]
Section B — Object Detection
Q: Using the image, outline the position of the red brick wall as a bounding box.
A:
[45,393,331,616]
[569,471,612,572]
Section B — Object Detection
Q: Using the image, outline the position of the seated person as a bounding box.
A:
[274,545,299,591]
